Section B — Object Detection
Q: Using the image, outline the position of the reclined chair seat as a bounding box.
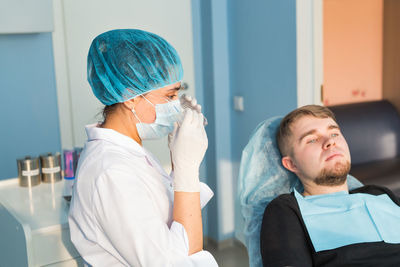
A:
[330,100,400,196]
[351,157,400,196]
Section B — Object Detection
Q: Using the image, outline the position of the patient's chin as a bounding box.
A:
[314,160,351,186]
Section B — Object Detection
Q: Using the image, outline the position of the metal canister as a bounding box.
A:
[17,156,41,187]
[40,153,62,183]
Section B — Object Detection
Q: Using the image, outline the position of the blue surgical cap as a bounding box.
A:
[87,29,184,105]
[238,116,363,267]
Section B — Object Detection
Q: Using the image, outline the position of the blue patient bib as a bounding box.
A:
[294,190,400,252]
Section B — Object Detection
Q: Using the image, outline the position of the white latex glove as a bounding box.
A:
[179,94,208,125]
[169,109,208,192]
[180,94,202,113]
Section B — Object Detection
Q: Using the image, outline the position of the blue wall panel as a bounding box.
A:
[228,0,298,162]
[192,0,217,239]
[0,33,61,180]
[193,0,299,242]
[228,0,298,242]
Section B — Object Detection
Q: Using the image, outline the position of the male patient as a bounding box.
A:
[260,105,400,266]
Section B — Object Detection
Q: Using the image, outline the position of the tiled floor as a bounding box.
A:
[205,241,249,267]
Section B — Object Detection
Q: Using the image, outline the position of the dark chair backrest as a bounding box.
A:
[329,100,400,165]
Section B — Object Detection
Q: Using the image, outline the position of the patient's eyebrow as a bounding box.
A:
[328,124,340,130]
[299,129,317,143]
[298,124,340,143]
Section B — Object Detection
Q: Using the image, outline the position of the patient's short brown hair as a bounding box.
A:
[277,105,337,156]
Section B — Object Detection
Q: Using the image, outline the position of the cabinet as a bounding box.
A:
[0,0,53,33]
[0,178,81,266]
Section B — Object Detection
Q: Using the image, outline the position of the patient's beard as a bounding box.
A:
[314,160,351,186]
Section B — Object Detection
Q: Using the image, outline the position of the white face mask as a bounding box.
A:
[132,95,182,140]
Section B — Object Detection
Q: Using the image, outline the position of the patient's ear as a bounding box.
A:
[282,156,298,173]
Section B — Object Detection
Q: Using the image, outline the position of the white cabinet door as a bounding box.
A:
[0,0,53,33]
[53,0,195,171]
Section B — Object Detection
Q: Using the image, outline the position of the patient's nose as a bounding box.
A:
[323,137,335,150]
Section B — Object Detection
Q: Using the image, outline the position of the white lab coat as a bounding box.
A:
[69,124,218,267]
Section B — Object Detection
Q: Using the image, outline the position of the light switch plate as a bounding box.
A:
[234,96,244,111]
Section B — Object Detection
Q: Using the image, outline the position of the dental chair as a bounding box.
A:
[329,100,400,196]
[237,117,363,267]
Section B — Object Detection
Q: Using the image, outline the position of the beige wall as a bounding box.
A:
[323,0,383,106]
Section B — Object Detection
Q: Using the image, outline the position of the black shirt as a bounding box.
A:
[260,185,400,267]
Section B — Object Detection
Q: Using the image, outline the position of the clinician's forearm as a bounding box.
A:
[173,191,203,255]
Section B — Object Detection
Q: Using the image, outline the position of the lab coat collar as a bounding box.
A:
[85,124,172,180]
[85,124,145,157]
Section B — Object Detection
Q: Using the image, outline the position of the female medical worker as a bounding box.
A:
[68,29,218,267]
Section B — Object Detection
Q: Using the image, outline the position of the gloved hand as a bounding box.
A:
[179,94,208,125]
[180,94,202,113]
[169,109,208,192]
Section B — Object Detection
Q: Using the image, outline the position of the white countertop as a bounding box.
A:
[0,178,70,232]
